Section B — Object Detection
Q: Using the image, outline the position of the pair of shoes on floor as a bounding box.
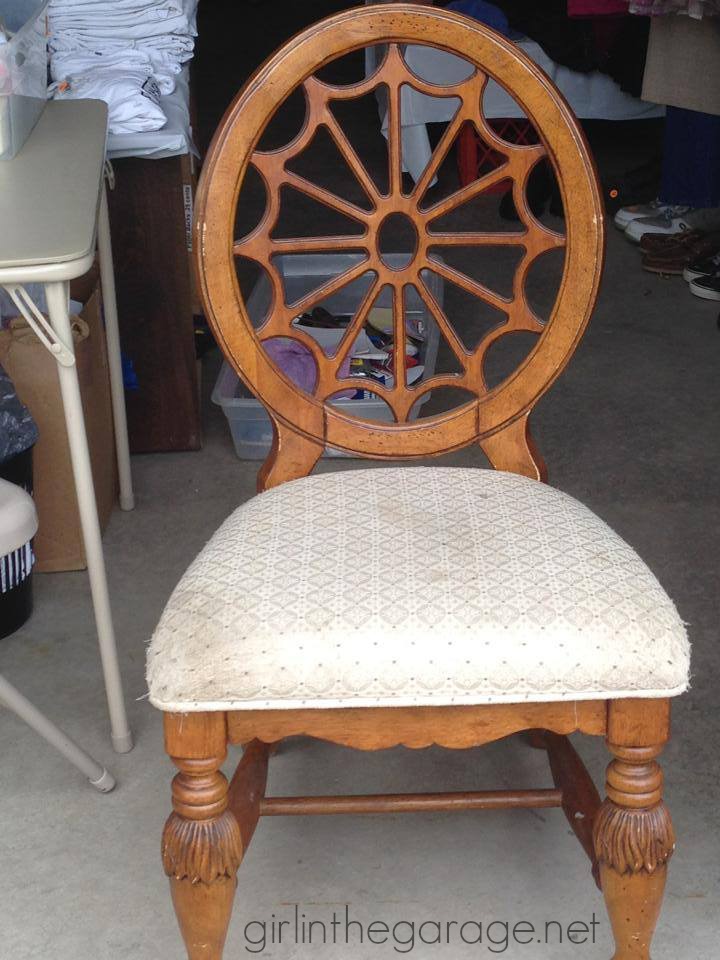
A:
[614,200,693,242]
[616,199,720,244]
[685,248,720,300]
[640,230,720,276]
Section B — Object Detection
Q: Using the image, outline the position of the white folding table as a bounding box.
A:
[0,100,134,754]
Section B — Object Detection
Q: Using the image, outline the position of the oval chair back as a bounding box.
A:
[195,4,604,485]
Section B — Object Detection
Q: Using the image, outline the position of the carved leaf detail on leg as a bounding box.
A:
[593,801,675,876]
[162,810,243,883]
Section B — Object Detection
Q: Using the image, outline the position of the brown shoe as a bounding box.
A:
[639,229,706,255]
[641,231,720,275]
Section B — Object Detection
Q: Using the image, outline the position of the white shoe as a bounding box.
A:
[613,200,686,231]
[624,211,693,243]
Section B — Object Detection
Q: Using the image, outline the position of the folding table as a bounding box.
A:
[0,100,134,754]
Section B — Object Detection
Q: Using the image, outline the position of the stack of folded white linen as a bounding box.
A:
[47,0,197,134]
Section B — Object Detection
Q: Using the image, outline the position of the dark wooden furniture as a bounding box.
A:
[106,154,201,452]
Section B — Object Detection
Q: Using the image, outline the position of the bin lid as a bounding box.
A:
[0,479,37,554]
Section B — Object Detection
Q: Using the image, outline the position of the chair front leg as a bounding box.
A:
[162,713,242,960]
[593,720,675,960]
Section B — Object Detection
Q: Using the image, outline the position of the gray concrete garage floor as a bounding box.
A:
[2,39,720,956]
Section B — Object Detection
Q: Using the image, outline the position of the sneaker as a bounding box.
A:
[624,210,693,243]
[683,249,720,283]
[688,273,720,300]
[614,200,688,231]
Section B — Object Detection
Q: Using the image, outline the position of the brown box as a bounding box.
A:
[0,280,118,571]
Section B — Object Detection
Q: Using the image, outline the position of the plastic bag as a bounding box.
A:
[0,362,38,463]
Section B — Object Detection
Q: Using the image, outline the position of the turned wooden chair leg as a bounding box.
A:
[593,702,675,960]
[161,713,242,960]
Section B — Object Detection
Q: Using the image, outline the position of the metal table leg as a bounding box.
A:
[45,280,133,753]
[0,674,115,792]
[97,183,135,512]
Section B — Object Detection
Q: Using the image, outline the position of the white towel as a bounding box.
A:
[49,0,187,23]
[50,12,192,40]
[50,27,195,60]
[51,68,167,134]
[47,0,197,124]
[51,43,190,94]
[51,48,178,95]
[50,0,183,9]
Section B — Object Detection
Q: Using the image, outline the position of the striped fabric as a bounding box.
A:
[1,542,34,593]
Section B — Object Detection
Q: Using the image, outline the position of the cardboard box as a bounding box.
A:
[0,278,118,571]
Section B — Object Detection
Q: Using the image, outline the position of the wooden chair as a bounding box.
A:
[146,6,690,958]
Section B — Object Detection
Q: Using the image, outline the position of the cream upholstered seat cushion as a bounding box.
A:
[146,467,690,712]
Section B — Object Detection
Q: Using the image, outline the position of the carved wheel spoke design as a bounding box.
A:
[232,42,568,422]
[199,7,603,457]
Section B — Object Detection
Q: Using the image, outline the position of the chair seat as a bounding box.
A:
[147,467,689,712]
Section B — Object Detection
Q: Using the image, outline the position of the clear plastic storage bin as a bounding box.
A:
[213,253,444,460]
[0,0,49,161]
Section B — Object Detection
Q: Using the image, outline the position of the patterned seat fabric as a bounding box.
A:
[147,467,690,712]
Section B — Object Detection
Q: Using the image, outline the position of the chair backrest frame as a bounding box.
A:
[195,4,605,481]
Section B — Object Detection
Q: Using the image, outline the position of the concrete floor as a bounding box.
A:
[3,26,720,956]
